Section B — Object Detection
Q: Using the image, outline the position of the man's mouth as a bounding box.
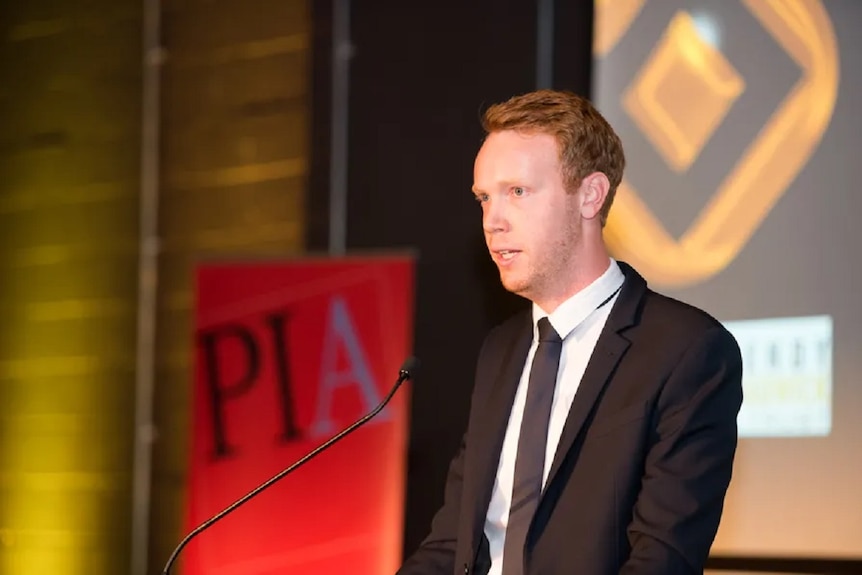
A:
[492,249,521,265]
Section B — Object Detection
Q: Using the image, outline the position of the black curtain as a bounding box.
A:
[308,0,594,558]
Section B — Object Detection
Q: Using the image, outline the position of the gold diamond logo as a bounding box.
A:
[623,11,745,172]
[594,0,839,287]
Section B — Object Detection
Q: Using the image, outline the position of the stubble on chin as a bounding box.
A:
[498,269,532,299]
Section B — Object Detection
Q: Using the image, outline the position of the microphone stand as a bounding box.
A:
[162,358,419,575]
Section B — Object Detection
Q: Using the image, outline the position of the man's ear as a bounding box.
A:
[578,171,610,221]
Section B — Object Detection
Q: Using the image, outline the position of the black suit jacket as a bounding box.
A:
[398,262,743,575]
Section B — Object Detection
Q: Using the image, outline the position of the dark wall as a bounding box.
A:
[309,0,593,559]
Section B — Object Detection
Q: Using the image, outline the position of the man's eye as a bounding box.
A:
[513,187,525,196]
[475,194,489,203]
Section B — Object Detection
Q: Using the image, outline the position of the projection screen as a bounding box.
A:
[592,0,861,560]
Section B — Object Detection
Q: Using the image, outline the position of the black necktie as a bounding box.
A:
[501,317,563,575]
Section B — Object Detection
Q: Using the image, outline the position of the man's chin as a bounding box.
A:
[499,274,529,296]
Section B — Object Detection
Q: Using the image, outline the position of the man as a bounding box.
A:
[397,89,743,575]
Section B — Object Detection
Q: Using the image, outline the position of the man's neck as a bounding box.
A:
[534,247,612,314]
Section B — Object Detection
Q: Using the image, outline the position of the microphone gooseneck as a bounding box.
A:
[162,356,420,575]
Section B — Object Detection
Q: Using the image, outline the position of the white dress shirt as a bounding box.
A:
[484,259,626,575]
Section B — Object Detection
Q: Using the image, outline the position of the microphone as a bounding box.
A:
[162,355,421,575]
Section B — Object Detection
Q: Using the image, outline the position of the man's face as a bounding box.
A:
[473,130,583,309]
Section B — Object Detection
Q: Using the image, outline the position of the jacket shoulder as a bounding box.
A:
[634,289,740,357]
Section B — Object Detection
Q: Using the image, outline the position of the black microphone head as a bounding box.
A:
[399,356,421,380]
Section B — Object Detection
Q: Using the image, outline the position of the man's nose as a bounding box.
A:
[482,199,508,234]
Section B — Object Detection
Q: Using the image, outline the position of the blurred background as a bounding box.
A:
[0,0,859,573]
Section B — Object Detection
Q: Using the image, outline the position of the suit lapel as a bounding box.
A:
[544,263,646,490]
[467,312,533,543]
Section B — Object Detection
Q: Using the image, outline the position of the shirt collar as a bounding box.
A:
[531,258,625,341]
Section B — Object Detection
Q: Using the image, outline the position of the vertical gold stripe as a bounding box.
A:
[0,3,141,574]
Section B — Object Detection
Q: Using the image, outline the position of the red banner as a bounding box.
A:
[184,255,415,575]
